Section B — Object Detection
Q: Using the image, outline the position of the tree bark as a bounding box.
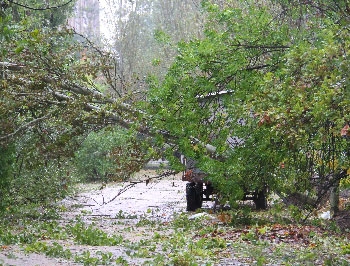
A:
[329,178,340,218]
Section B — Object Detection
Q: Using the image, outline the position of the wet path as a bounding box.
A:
[0,171,215,266]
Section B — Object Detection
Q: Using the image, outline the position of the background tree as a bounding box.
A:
[101,0,204,99]
[7,0,75,26]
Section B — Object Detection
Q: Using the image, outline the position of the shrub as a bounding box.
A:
[0,143,15,212]
[74,126,149,182]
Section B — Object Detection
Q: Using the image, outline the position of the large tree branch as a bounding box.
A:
[0,62,25,71]
[2,62,143,117]
[1,62,159,138]
[1,62,213,154]
[0,112,53,141]
[230,43,290,50]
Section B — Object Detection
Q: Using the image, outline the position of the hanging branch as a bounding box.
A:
[7,0,74,11]
[0,112,54,141]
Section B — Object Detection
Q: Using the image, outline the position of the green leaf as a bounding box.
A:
[30,29,40,38]
[14,45,24,54]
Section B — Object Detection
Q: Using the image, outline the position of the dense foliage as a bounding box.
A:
[147,0,350,209]
[0,0,85,209]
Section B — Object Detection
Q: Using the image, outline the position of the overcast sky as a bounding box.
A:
[99,0,114,42]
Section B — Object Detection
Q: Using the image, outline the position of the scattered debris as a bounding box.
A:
[189,212,216,220]
[319,210,331,220]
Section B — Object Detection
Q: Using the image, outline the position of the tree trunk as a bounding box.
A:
[330,178,340,218]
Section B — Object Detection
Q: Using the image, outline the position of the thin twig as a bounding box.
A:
[103,170,178,205]
[8,0,74,11]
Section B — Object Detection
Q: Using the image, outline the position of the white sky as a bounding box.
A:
[99,0,136,44]
[99,0,114,42]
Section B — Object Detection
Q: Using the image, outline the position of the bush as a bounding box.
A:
[74,126,149,182]
[1,135,77,213]
[9,159,74,206]
[0,143,15,211]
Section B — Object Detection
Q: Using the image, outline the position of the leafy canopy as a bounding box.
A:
[147,0,349,201]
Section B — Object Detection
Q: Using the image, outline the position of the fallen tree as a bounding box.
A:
[1,0,349,218]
